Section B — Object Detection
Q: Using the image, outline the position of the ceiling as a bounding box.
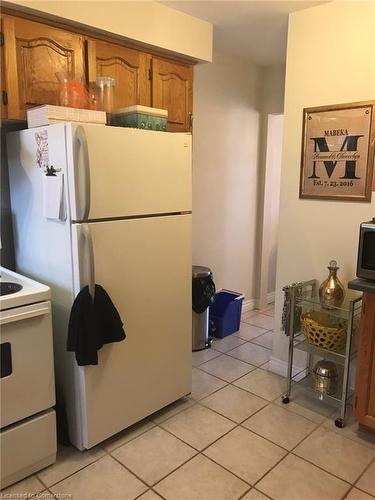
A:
[161,1,329,66]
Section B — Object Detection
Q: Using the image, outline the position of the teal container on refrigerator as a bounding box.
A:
[111,105,168,131]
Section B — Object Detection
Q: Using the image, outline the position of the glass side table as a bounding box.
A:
[282,279,362,428]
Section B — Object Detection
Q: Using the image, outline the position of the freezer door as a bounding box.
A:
[71,214,192,449]
[66,124,192,221]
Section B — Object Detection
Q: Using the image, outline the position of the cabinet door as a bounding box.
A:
[3,15,85,119]
[1,25,6,119]
[353,293,375,431]
[152,57,193,132]
[88,39,151,109]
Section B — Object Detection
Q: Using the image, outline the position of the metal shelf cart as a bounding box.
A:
[281,280,362,428]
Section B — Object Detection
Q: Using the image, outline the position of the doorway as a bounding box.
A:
[257,113,284,310]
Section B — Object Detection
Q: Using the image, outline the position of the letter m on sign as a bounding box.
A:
[308,135,363,179]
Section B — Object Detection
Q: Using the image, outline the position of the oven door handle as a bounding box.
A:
[0,305,50,325]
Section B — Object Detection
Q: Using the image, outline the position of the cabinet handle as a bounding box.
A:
[188,112,193,129]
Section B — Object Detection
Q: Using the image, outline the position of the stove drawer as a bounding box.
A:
[1,409,56,489]
[0,301,55,428]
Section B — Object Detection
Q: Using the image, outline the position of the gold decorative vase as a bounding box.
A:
[319,260,345,309]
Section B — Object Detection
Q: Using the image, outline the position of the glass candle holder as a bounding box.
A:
[96,77,115,113]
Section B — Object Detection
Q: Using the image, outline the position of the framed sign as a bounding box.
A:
[299,101,375,202]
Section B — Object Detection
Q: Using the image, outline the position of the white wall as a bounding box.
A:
[271,1,375,373]
[262,65,286,115]
[5,0,212,62]
[192,51,263,300]
[265,114,284,294]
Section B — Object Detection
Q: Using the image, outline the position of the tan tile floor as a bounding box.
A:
[2,304,375,500]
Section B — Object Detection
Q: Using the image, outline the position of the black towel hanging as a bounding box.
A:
[67,284,126,366]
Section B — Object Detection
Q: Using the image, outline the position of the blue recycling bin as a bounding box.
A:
[209,290,244,338]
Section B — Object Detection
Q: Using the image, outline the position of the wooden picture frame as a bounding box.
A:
[299,100,375,202]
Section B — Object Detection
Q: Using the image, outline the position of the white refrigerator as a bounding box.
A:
[7,123,192,450]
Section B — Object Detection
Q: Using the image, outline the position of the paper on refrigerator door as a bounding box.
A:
[43,172,66,221]
[35,129,49,170]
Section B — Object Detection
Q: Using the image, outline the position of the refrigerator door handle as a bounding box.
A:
[74,126,91,221]
[82,223,95,300]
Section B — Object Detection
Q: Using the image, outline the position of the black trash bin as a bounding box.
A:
[192,265,216,351]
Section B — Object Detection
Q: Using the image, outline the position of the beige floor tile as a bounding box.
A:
[234,369,286,401]
[262,308,275,318]
[199,354,256,382]
[242,310,260,320]
[50,455,146,500]
[211,335,246,353]
[294,427,375,483]
[324,407,375,450]
[274,388,334,423]
[241,488,271,500]
[252,331,274,350]
[101,419,155,452]
[160,404,235,450]
[258,304,275,312]
[149,397,195,424]
[243,314,274,331]
[345,488,375,499]
[243,403,317,450]
[204,426,286,485]
[201,385,268,423]
[32,491,51,500]
[191,368,227,400]
[260,361,272,371]
[235,323,269,341]
[227,343,271,367]
[137,491,164,500]
[154,454,249,500]
[37,444,105,487]
[257,454,350,500]
[0,475,44,497]
[356,461,375,496]
[112,426,196,485]
[192,348,221,367]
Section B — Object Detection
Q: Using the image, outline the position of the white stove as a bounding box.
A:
[0,267,56,490]
[0,267,50,310]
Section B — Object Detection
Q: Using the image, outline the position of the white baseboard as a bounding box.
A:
[242,299,255,315]
[242,292,275,317]
[268,356,307,381]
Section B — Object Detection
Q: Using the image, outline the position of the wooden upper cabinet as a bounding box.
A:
[1,13,194,131]
[1,20,7,119]
[152,57,193,132]
[3,15,85,119]
[88,39,151,109]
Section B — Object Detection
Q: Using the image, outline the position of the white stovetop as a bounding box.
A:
[0,267,50,311]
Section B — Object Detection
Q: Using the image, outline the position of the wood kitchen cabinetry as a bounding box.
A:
[87,39,151,109]
[1,13,193,131]
[353,292,375,431]
[152,57,193,132]
[88,42,193,131]
[1,19,7,120]
[2,15,85,120]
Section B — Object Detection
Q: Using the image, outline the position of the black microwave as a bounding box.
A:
[357,218,375,281]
